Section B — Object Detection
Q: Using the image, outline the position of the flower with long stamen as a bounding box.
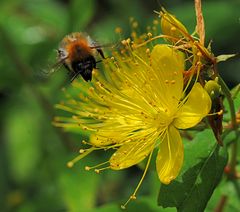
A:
[54,43,211,206]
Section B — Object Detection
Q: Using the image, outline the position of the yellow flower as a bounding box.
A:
[55,44,211,205]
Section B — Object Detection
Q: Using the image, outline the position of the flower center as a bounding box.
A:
[152,108,174,130]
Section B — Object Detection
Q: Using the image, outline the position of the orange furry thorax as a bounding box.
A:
[66,40,92,61]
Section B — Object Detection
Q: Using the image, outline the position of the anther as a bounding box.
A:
[85,166,90,171]
[121,205,126,210]
[95,169,100,174]
[121,40,127,45]
[197,52,202,57]
[67,162,74,168]
[147,32,152,38]
[171,26,176,31]
[130,195,137,200]
[82,140,87,144]
[79,149,85,154]
[132,21,138,28]
[196,61,202,66]
[115,27,122,34]
[153,19,158,25]
[89,87,94,92]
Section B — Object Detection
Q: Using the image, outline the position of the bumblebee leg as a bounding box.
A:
[70,72,80,82]
[97,49,106,59]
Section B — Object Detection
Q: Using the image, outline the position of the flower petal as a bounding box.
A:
[173,82,212,129]
[110,138,156,170]
[156,125,183,184]
[151,44,184,108]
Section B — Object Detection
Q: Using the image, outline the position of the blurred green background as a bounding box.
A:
[0,0,239,211]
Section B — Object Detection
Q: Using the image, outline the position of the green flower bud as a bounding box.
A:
[204,78,222,99]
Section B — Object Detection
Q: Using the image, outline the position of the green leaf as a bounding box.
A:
[216,54,237,63]
[158,130,228,211]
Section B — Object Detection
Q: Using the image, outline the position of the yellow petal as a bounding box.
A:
[90,132,121,147]
[173,83,212,129]
[110,139,156,170]
[151,45,184,109]
[156,125,183,184]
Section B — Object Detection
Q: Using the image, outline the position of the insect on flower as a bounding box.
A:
[57,32,106,82]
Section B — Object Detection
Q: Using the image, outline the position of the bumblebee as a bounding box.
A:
[57,32,105,82]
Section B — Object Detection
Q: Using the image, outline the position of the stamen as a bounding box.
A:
[132,21,138,28]
[67,147,95,168]
[84,161,110,171]
[153,19,158,25]
[147,32,152,38]
[208,109,223,116]
[120,149,154,209]
[115,27,122,34]
[95,166,110,173]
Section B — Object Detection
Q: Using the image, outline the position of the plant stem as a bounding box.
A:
[218,76,239,177]
[214,195,227,212]
[194,0,205,45]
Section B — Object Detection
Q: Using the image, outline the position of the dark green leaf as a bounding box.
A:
[158,130,228,211]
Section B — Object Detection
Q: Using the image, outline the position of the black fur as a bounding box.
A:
[71,55,96,82]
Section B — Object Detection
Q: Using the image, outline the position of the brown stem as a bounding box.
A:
[195,0,205,45]
[214,195,228,212]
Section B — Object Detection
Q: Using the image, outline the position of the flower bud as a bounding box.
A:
[204,78,222,99]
